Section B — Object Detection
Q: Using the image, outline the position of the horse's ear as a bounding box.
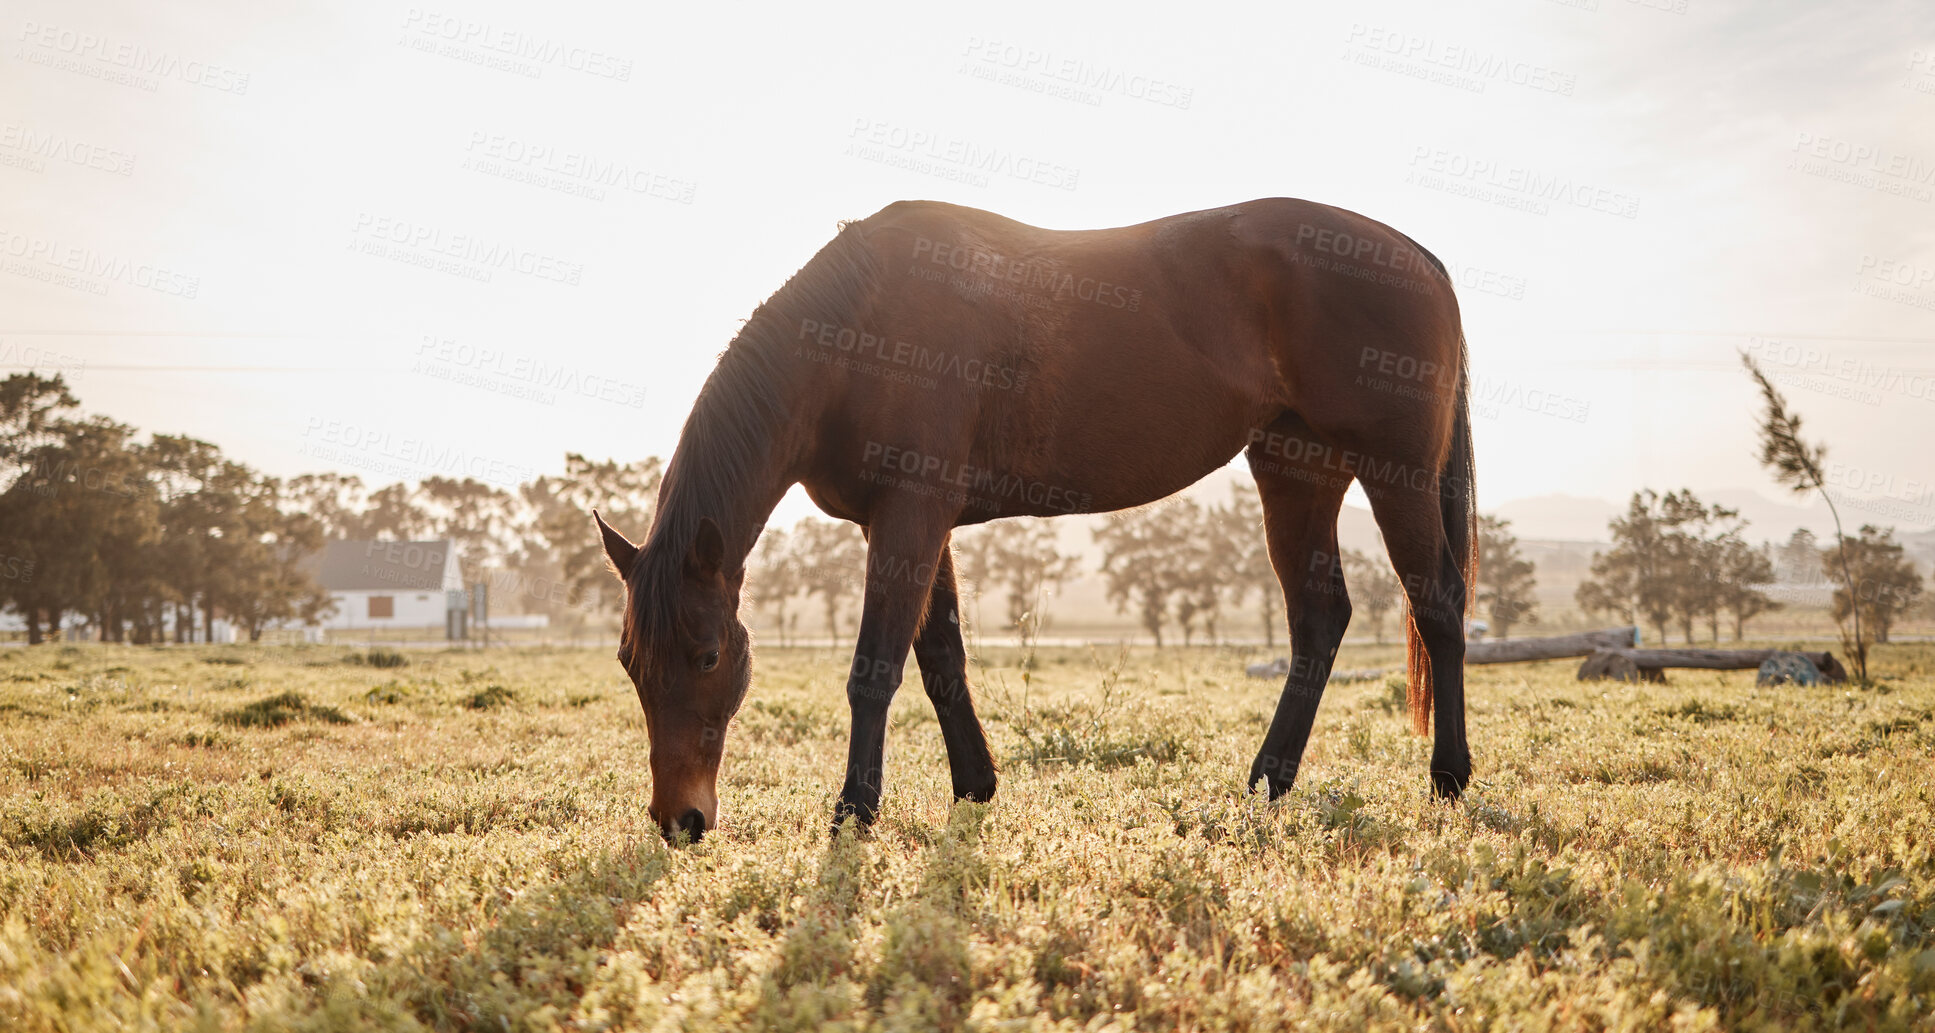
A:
[689,517,725,578]
[593,509,638,577]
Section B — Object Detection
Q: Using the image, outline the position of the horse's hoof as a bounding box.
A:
[1431,767,1469,800]
[829,801,877,838]
[952,772,998,803]
[1246,764,1296,800]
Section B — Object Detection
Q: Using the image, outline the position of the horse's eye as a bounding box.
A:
[697,650,720,673]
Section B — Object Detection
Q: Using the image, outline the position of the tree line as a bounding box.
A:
[0,373,1549,649]
[738,486,1542,650]
[0,375,664,643]
[10,373,1919,652]
[1574,488,1925,645]
[0,375,329,643]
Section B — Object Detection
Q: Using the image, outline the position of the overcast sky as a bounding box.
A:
[4,0,1933,537]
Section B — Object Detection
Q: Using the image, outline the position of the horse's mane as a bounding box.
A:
[624,219,881,673]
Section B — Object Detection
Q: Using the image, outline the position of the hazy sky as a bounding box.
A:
[4,0,1933,536]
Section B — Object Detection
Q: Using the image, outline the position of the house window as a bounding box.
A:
[368,596,394,619]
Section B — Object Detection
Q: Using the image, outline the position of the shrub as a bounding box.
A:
[219,692,351,728]
[464,685,516,710]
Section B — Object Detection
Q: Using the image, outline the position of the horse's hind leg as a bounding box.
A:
[1359,467,1471,799]
[911,539,998,803]
[1244,415,1354,798]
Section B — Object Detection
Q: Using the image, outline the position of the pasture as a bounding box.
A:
[2,641,1933,1031]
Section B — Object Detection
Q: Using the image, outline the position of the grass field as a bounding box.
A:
[2,640,1933,1031]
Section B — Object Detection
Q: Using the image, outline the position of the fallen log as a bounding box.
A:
[1465,627,1638,664]
[1241,627,1644,682]
[1577,648,1847,684]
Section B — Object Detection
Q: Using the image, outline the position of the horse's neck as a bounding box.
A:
[656,418,796,575]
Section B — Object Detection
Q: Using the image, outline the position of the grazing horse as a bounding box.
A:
[594,198,1475,842]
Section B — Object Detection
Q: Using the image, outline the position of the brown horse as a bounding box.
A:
[594,198,1475,842]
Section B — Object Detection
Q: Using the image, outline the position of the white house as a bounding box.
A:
[308,539,463,631]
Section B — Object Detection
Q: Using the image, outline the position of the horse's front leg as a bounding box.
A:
[834,510,952,832]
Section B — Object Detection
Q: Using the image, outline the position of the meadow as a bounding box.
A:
[1,639,1932,1031]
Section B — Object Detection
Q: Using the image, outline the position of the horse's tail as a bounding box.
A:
[1406,334,1477,736]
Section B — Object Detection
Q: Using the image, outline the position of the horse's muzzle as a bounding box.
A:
[653,805,712,844]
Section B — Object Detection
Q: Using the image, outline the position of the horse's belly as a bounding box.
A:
[979,374,1269,519]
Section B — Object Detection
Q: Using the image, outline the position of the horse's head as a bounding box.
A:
[594,510,751,844]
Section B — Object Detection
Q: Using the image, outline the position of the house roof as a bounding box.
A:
[307,540,455,592]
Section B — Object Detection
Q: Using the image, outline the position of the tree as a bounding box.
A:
[1475,515,1538,639]
[1718,536,1780,640]
[361,482,434,541]
[1823,526,1923,645]
[1742,353,1868,681]
[0,376,332,644]
[215,477,333,641]
[748,526,803,646]
[1657,492,1741,643]
[518,454,662,630]
[1777,527,1819,584]
[0,375,82,642]
[1206,484,1276,647]
[417,476,521,582]
[1577,491,1676,643]
[1094,499,1196,647]
[954,519,1080,639]
[144,435,228,642]
[1577,488,1779,644]
[4,415,162,642]
[1343,547,1404,644]
[284,472,372,539]
[794,517,865,640]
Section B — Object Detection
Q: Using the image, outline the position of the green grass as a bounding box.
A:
[0,641,1932,1030]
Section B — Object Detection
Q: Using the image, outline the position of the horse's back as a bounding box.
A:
[804,198,1461,521]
